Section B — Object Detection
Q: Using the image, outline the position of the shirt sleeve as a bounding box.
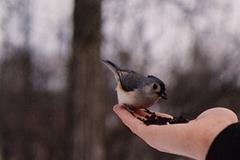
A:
[206,122,240,160]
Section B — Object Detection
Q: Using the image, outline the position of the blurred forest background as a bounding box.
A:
[0,0,240,160]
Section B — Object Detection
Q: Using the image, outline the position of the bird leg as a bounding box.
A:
[144,108,155,115]
[123,105,145,121]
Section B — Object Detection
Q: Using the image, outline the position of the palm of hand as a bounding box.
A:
[113,105,238,160]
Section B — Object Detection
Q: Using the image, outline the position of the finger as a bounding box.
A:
[155,112,173,119]
[132,109,147,117]
[133,109,173,119]
[113,104,146,134]
[134,109,173,118]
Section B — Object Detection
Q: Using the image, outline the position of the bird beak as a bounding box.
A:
[160,92,168,100]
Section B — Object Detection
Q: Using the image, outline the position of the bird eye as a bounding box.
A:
[152,83,158,90]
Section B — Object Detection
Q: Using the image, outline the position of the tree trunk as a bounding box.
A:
[65,0,106,160]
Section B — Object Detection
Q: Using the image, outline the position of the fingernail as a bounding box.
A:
[113,104,125,112]
[113,104,120,112]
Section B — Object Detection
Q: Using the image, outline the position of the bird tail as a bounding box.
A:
[101,59,121,82]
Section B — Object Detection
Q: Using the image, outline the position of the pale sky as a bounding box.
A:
[0,0,73,57]
[1,0,240,90]
[102,0,240,84]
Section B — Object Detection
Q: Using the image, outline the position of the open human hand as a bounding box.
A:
[113,104,238,160]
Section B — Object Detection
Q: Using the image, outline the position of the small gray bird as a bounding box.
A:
[102,60,167,109]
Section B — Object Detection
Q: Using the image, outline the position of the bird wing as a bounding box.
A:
[119,71,145,91]
[102,59,145,91]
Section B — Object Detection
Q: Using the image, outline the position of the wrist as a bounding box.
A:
[188,119,236,160]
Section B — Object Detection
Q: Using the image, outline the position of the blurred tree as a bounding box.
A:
[0,1,67,160]
[65,0,106,160]
[0,0,34,159]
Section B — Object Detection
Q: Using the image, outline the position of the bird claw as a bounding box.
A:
[124,105,189,125]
